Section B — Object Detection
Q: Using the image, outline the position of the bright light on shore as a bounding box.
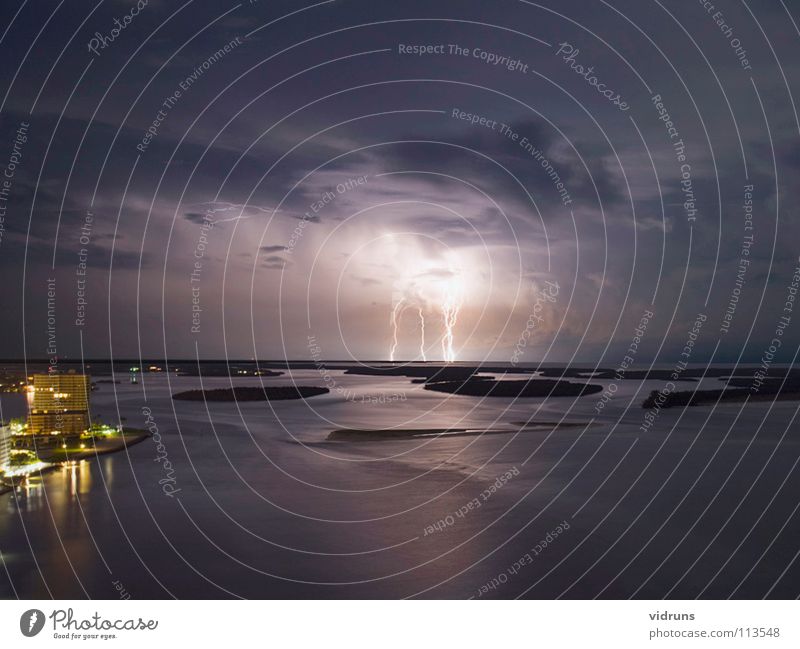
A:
[2,461,52,478]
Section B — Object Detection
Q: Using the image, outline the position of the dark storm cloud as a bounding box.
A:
[0,0,798,361]
[183,212,208,224]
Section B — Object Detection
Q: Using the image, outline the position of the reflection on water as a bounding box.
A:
[67,461,94,497]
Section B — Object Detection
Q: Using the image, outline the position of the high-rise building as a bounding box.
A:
[28,373,90,435]
[0,425,10,471]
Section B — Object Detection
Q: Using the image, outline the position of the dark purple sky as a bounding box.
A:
[0,0,798,363]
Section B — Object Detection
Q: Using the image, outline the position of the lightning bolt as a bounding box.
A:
[389,298,406,362]
[28,612,37,632]
[441,299,460,362]
[388,254,463,362]
[441,274,462,363]
[417,307,427,362]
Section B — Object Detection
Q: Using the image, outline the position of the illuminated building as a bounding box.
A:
[27,373,91,435]
[0,425,9,471]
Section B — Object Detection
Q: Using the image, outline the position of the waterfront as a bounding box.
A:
[1,365,798,599]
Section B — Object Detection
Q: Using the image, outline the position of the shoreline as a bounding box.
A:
[36,430,150,464]
[1,430,150,493]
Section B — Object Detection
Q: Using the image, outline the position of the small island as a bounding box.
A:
[172,385,329,401]
[328,420,595,441]
[423,378,603,398]
[329,427,471,441]
[643,386,800,409]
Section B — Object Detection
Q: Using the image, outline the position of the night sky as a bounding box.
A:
[1,0,799,364]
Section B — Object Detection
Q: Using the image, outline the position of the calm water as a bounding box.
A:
[1,367,799,599]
